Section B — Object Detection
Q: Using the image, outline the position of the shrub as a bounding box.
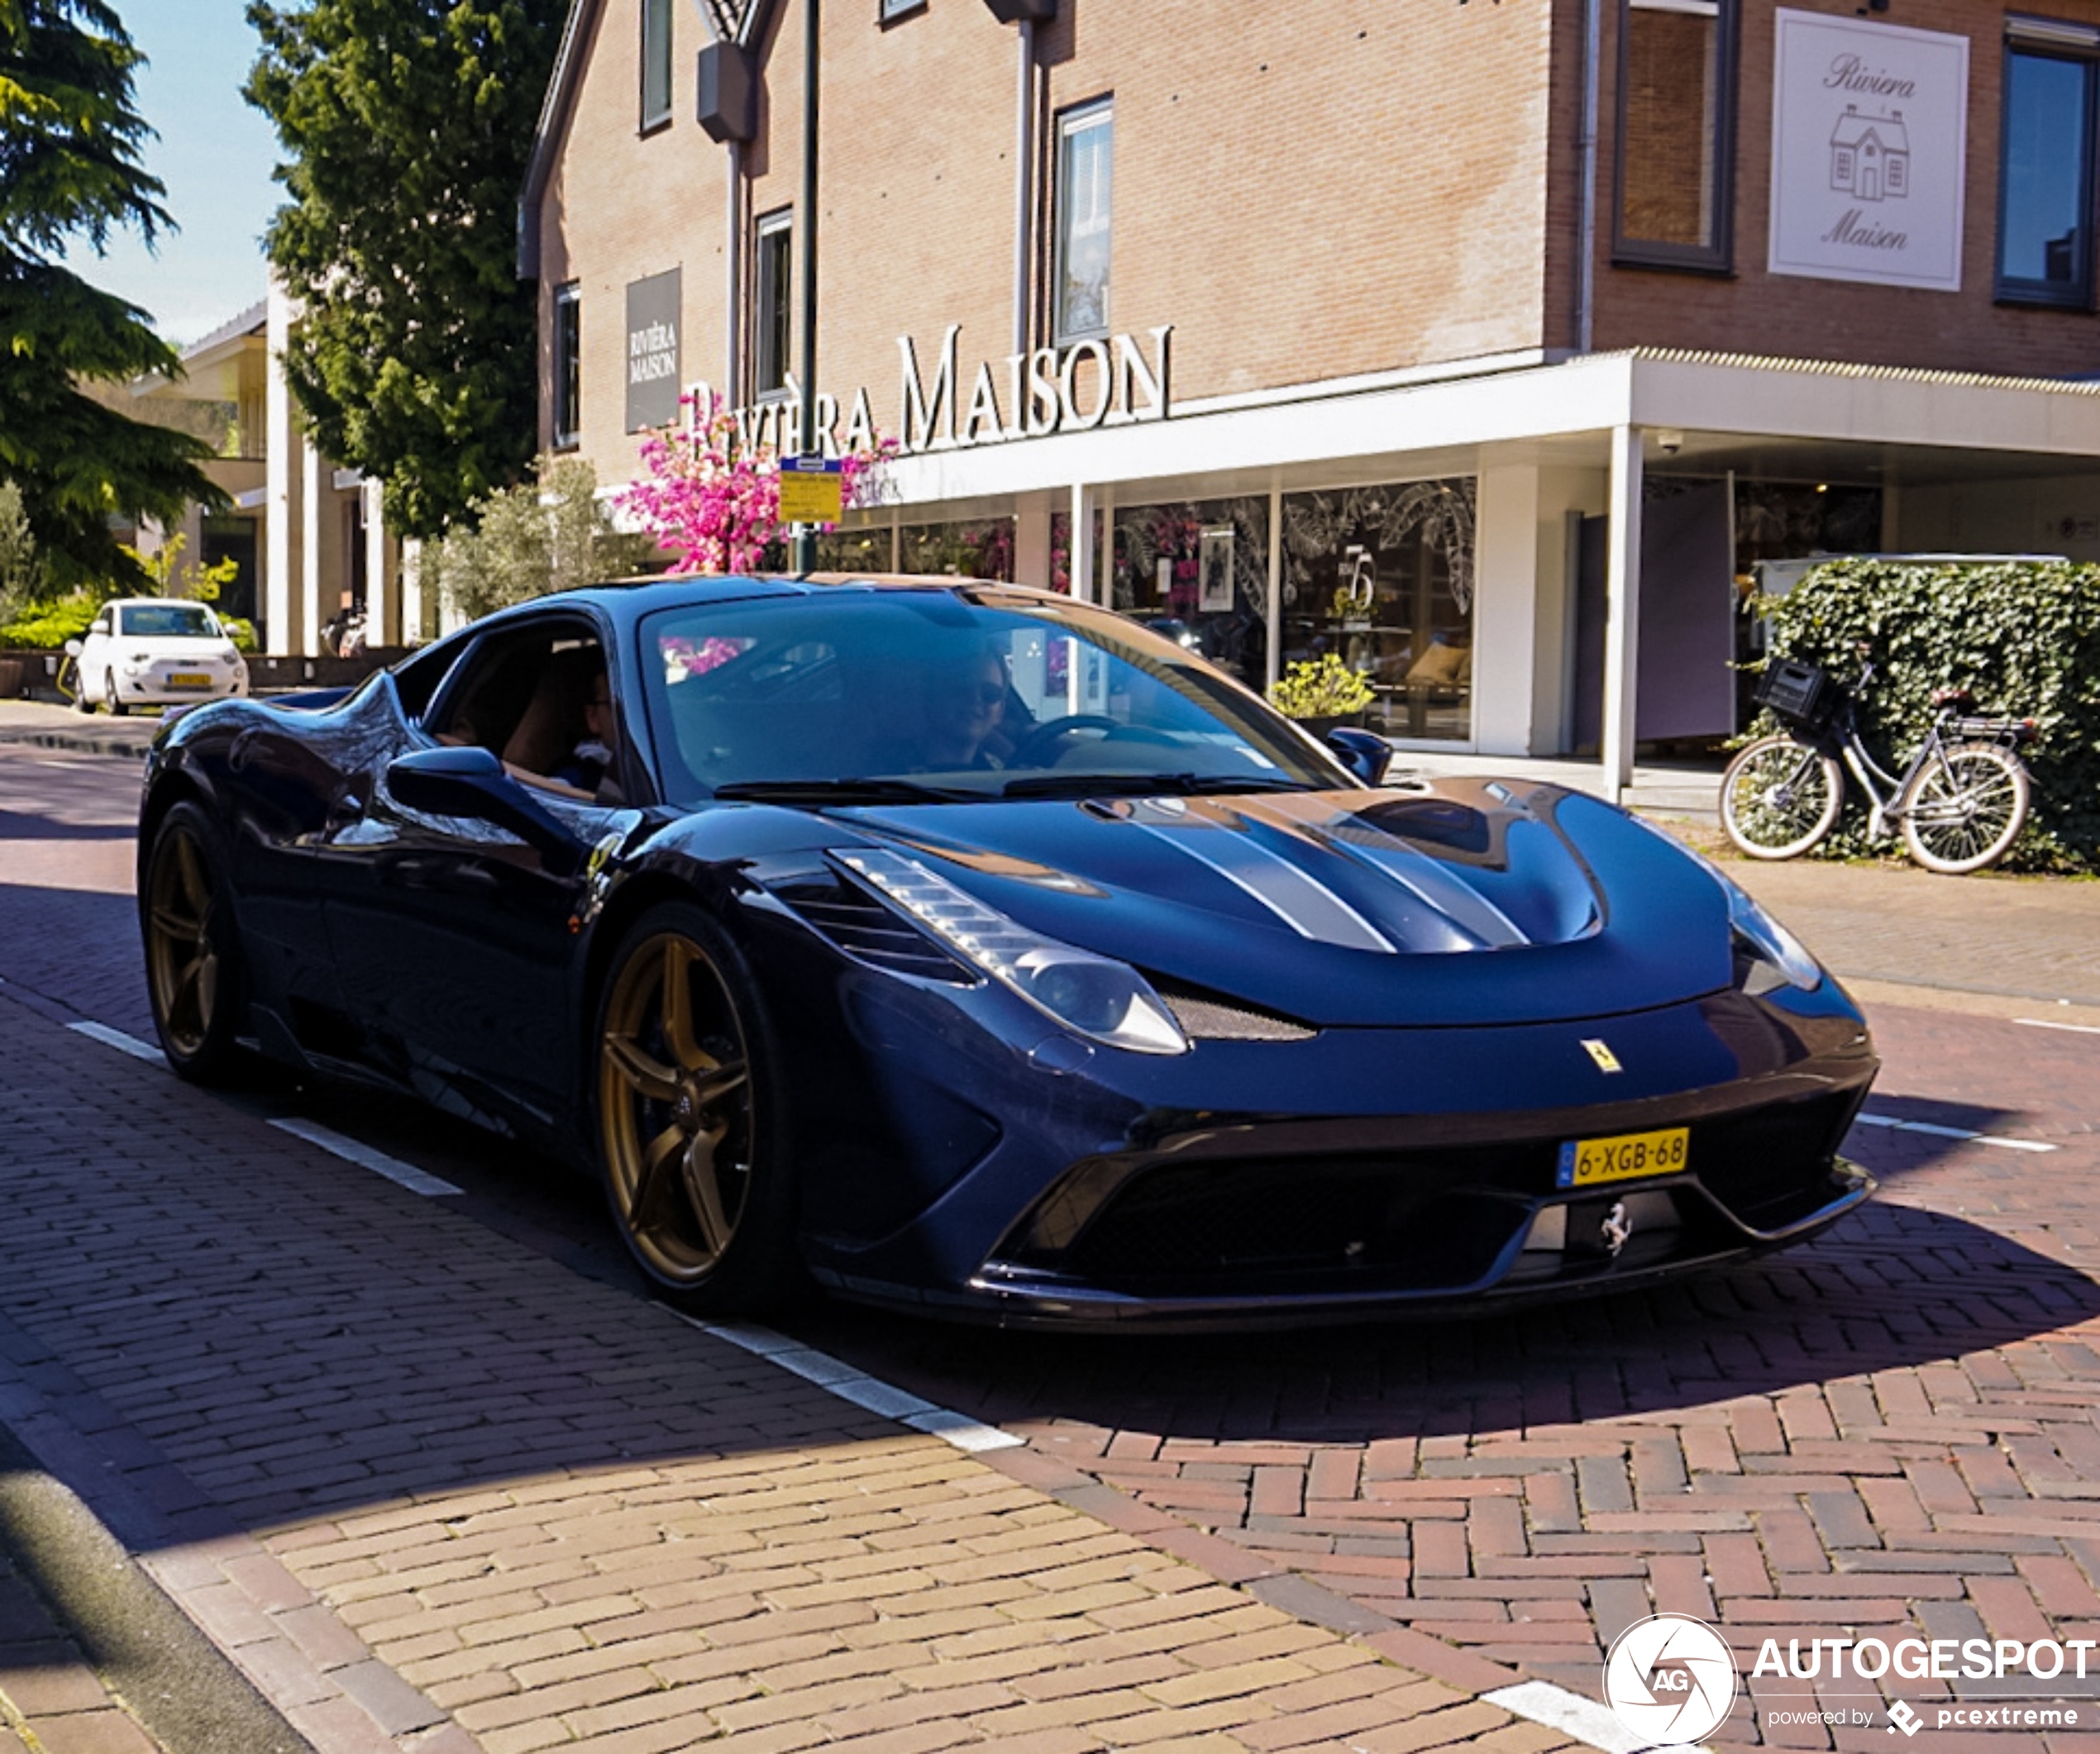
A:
[1267,653,1376,720]
[0,591,99,650]
[1758,557,2100,871]
[428,456,656,624]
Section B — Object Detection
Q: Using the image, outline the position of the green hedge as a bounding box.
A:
[1759,558,2100,872]
[0,593,99,650]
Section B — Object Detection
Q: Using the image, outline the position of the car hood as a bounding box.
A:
[832,779,1734,1027]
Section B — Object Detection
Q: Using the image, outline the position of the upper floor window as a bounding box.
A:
[1054,101,1113,342]
[553,284,581,449]
[880,0,926,17]
[755,209,794,398]
[1614,0,1737,272]
[641,0,673,131]
[1999,16,2099,307]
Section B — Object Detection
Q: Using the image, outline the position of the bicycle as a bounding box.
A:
[1720,650,2038,875]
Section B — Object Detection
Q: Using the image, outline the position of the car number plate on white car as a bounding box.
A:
[1555,1125,1689,1189]
[166,672,212,688]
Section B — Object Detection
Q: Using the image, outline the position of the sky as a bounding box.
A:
[60,3,283,349]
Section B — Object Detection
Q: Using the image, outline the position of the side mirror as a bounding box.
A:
[1324,727,1393,787]
[385,745,585,871]
[63,639,83,657]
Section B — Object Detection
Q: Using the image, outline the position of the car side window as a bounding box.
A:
[427,620,622,801]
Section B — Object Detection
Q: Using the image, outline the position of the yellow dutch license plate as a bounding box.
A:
[167,672,212,689]
[1555,1126,1689,1189]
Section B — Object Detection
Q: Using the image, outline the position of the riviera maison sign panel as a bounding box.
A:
[1768,11,1968,293]
[625,269,681,432]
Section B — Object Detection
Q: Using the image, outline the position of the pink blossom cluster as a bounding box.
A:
[618,397,897,575]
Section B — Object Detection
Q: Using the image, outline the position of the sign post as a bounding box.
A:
[778,455,843,529]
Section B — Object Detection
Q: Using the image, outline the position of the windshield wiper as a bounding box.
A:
[711,777,977,806]
[1000,771,1316,800]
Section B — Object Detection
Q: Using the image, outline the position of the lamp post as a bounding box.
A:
[792,0,820,573]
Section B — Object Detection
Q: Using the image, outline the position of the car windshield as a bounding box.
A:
[119,603,220,638]
[637,589,1345,804]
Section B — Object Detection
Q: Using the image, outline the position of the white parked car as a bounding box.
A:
[66,599,250,715]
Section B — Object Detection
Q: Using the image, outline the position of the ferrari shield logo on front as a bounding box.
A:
[1581,1037,1623,1074]
[1603,1613,1737,1744]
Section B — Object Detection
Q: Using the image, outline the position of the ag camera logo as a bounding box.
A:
[1603,1613,1739,1745]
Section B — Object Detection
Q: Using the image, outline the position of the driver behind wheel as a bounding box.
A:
[883,640,1020,772]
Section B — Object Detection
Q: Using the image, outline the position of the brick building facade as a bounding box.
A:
[520,0,2100,783]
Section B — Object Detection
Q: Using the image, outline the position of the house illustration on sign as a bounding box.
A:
[1830,105,1910,202]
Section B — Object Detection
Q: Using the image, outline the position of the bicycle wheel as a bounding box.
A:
[1720,736,1843,860]
[1899,742,2031,875]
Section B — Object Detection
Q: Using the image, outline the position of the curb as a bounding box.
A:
[0,725,152,760]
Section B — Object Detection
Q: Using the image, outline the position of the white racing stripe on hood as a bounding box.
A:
[1125,802,1396,952]
[1269,799,1534,949]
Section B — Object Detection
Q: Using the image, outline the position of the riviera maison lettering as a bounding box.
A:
[716,324,1172,458]
[1822,209,1909,250]
[629,321,677,384]
[1823,53,1916,98]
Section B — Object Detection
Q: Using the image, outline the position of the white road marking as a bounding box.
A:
[1853,1112,2057,1153]
[2016,1017,2100,1036]
[1483,1680,1660,1754]
[66,1020,164,1063]
[686,1317,1024,1453]
[268,1118,463,1197]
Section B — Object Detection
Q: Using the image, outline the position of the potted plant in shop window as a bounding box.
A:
[1268,653,1376,738]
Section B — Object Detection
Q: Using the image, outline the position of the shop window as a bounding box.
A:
[1281,481,1477,743]
[755,209,793,399]
[1054,101,1113,342]
[640,0,673,131]
[900,518,1014,582]
[553,283,581,449]
[1067,498,1270,691]
[1998,18,2099,308]
[1614,0,1737,272]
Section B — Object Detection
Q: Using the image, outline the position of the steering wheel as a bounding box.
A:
[1007,714,1120,768]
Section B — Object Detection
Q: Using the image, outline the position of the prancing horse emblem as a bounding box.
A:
[1600,1200,1631,1257]
[1582,1038,1623,1073]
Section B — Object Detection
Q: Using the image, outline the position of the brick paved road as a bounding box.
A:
[7,742,2100,1752]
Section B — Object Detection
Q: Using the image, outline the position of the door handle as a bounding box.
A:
[389,857,500,893]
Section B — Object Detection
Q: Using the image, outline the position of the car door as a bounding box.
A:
[317,612,633,1129]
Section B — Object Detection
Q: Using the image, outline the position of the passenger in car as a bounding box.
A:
[550,657,618,793]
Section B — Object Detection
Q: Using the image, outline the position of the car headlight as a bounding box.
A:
[1718,875,1822,994]
[834,848,1190,1055]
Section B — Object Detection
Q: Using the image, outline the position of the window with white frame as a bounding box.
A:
[553,284,581,448]
[755,210,793,398]
[641,0,673,130]
[1054,102,1113,343]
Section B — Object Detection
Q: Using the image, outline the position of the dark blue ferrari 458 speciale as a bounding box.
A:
[137,575,1877,1327]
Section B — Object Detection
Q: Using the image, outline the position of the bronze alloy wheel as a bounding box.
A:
[146,820,221,1060]
[598,928,759,1289]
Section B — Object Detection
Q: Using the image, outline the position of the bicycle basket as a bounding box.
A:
[1753,658,1836,731]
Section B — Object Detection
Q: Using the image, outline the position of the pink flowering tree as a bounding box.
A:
[618,397,897,575]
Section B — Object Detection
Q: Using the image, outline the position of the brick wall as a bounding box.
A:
[535,0,1558,478]
[533,0,2100,488]
[1589,0,2100,375]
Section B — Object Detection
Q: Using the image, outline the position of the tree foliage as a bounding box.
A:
[1759,558,2100,872]
[427,456,655,624]
[0,0,223,587]
[245,0,566,540]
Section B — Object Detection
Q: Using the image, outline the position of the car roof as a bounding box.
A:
[523,571,1068,627]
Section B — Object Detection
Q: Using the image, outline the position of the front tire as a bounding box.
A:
[593,903,799,1314]
[1721,736,1843,860]
[1900,743,2031,875]
[142,802,248,1082]
[103,670,128,717]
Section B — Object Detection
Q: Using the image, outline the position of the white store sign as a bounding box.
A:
[1768,9,1969,293]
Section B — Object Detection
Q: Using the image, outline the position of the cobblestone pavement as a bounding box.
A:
[0,1546,166,1754]
[6,740,2100,1753]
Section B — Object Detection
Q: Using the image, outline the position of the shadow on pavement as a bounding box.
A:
[795,1196,2100,1449]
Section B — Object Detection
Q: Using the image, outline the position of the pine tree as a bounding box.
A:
[245,0,566,541]
[0,0,223,588]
